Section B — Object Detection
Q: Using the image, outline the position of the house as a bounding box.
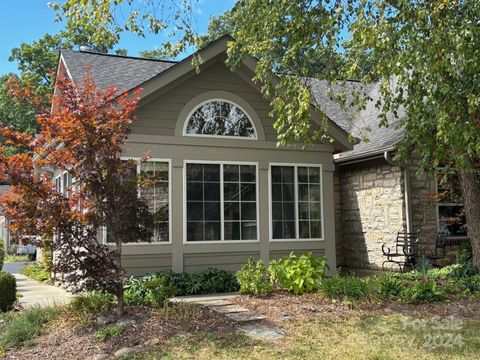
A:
[53,36,468,275]
[54,36,351,275]
[0,185,13,250]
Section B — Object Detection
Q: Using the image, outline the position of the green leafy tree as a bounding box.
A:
[51,0,480,265]
[346,0,480,266]
[0,75,41,134]
[139,48,173,60]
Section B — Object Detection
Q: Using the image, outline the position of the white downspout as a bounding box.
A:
[384,150,413,233]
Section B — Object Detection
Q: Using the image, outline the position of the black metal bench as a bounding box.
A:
[424,231,448,267]
[382,231,419,272]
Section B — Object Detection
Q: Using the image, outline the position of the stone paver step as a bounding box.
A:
[225,311,267,322]
[240,323,285,340]
[170,293,238,303]
[209,305,250,314]
[196,299,234,306]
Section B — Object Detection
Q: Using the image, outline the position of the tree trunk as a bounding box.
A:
[117,284,124,317]
[115,227,124,317]
[460,170,480,267]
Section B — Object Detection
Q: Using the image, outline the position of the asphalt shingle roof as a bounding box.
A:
[308,78,404,161]
[60,49,404,161]
[60,50,176,92]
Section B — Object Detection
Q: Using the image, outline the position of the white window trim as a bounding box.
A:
[103,157,172,246]
[434,175,468,239]
[268,162,325,242]
[182,98,259,140]
[183,160,260,244]
[54,171,72,197]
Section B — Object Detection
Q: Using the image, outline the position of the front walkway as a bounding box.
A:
[171,293,284,340]
[2,262,73,308]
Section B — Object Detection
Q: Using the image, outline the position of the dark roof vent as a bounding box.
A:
[79,45,93,52]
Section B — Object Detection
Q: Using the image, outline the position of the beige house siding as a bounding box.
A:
[115,59,338,275]
[133,58,276,141]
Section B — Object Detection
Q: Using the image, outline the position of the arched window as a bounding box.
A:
[184,99,257,138]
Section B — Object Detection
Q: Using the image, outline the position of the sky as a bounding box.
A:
[0,0,236,75]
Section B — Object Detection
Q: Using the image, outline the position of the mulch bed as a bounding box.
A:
[230,291,480,322]
[5,304,237,360]
[5,293,480,359]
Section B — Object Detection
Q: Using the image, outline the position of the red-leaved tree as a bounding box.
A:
[0,71,152,315]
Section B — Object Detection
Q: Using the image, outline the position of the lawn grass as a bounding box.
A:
[0,306,62,352]
[128,314,480,360]
[4,254,29,263]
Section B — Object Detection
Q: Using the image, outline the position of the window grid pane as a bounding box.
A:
[271,165,322,240]
[223,165,257,240]
[141,161,170,242]
[186,164,221,242]
[271,166,295,239]
[297,166,322,239]
[186,163,257,242]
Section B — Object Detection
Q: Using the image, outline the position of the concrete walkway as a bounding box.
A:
[2,262,73,308]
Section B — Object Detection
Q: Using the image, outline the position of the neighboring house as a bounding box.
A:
[52,35,467,275]
[0,185,12,249]
[54,36,351,275]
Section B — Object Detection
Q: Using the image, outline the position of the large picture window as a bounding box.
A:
[140,161,170,242]
[105,159,170,243]
[271,164,323,240]
[184,100,257,138]
[436,173,466,237]
[185,162,258,242]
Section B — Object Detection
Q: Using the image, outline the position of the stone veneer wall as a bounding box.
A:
[336,159,406,269]
[408,166,462,266]
[336,158,463,270]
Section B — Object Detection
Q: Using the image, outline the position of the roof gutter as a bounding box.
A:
[384,150,413,234]
[334,146,396,165]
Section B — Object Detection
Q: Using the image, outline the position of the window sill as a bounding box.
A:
[270,238,324,242]
[183,240,260,244]
[106,242,172,246]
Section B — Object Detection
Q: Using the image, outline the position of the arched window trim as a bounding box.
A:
[182,98,259,140]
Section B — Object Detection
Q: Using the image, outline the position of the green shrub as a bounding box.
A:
[0,306,61,349]
[68,291,114,317]
[191,268,239,294]
[321,274,372,300]
[268,252,328,295]
[401,280,444,303]
[415,256,432,276]
[390,271,423,281]
[144,277,179,308]
[379,273,405,299]
[124,276,154,306]
[3,254,29,263]
[125,268,239,302]
[0,241,5,271]
[461,275,480,294]
[0,272,16,312]
[124,276,177,306]
[236,258,272,295]
[427,265,460,279]
[457,241,473,265]
[94,325,124,342]
[20,262,50,282]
